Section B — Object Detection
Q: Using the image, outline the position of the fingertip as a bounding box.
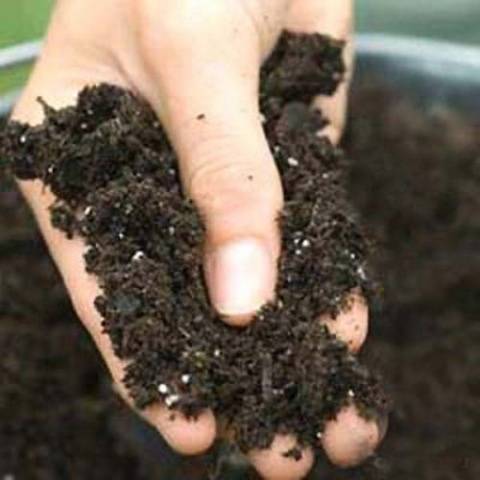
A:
[320,404,381,468]
[320,291,368,353]
[249,435,314,480]
[148,406,217,455]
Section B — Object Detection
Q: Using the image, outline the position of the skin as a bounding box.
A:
[12,0,386,478]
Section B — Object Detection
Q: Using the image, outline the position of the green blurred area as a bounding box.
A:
[0,0,52,47]
[0,0,53,93]
[0,0,479,94]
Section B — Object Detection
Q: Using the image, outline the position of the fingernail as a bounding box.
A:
[206,237,274,317]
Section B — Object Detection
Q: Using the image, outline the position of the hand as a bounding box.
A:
[12,0,385,478]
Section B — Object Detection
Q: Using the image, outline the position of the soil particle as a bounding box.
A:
[0,32,387,455]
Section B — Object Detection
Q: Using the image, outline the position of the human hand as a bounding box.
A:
[12,0,385,478]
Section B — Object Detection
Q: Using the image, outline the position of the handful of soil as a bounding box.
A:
[0,33,387,454]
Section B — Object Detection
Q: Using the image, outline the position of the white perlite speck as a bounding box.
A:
[165,394,180,408]
[132,251,145,261]
[357,266,367,281]
[348,389,355,398]
[181,374,191,384]
[287,157,299,167]
[158,384,169,394]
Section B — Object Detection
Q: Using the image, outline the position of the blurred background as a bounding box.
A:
[357,0,480,44]
[1,0,480,95]
[1,2,479,479]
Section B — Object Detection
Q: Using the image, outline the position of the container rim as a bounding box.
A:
[356,33,480,69]
[1,34,480,117]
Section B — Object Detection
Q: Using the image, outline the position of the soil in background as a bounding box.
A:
[310,85,480,480]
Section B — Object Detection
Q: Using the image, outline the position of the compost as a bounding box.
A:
[0,33,387,455]
[1,33,478,480]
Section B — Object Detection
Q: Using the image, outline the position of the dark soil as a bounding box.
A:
[1,34,478,480]
[0,32,387,455]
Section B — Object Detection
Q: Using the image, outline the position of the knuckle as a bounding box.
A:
[135,0,283,56]
[135,1,190,50]
[136,0,222,45]
[186,138,281,214]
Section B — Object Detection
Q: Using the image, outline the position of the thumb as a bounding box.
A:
[136,3,285,325]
